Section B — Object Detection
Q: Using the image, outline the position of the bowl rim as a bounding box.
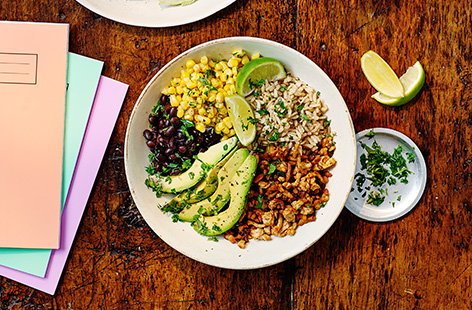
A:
[124,36,356,269]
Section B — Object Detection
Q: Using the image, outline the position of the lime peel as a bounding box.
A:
[236,57,286,96]
[372,61,425,106]
[225,95,256,146]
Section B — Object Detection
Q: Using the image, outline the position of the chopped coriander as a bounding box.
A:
[365,130,376,138]
[254,195,264,208]
[279,86,287,92]
[268,162,277,174]
[268,129,280,141]
[300,113,312,123]
[296,104,304,111]
[367,191,385,206]
[256,109,269,116]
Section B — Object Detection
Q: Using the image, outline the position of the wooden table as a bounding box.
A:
[1,0,470,309]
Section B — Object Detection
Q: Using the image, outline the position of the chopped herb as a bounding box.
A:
[248,117,260,124]
[211,224,222,232]
[268,129,280,141]
[323,119,331,127]
[365,130,376,138]
[407,152,415,163]
[296,104,304,111]
[268,162,277,174]
[279,86,287,92]
[256,109,269,116]
[319,202,327,208]
[181,159,193,170]
[242,123,249,131]
[397,195,402,201]
[189,172,195,180]
[146,165,157,175]
[254,195,264,208]
[208,236,219,242]
[249,79,265,89]
[367,191,385,206]
[300,113,312,123]
[316,91,321,96]
[253,91,261,97]
[223,144,228,151]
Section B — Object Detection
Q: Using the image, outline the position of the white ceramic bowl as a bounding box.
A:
[125,37,356,269]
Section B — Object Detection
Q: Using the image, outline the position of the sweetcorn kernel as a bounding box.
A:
[223,117,233,128]
[214,63,223,71]
[195,122,206,133]
[251,52,261,60]
[177,108,184,118]
[227,58,240,68]
[186,59,196,68]
[216,93,225,103]
[241,55,250,65]
[200,56,208,65]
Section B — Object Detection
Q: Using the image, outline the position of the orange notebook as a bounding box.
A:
[0,21,69,249]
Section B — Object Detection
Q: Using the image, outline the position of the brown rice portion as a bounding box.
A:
[247,75,331,153]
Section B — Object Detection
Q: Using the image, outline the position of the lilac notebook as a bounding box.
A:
[0,76,128,294]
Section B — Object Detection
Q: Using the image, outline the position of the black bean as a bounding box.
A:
[170,116,180,126]
[143,129,153,141]
[158,119,166,129]
[164,103,172,112]
[172,168,182,175]
[146,140,156,148]
[164,147,175,155]
[164,119,170,127]
[162,126,175,137]
[168,154,178,161]
[148,115,158,125]
[156,153,167,162]
[160,94,169,104]
[178,146,187,154]
[169,107,178,117]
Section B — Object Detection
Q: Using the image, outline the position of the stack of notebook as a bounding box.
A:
[0,21,128,294]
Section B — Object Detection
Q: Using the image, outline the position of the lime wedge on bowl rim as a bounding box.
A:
[225,95,256,146]
[236,57,286,96]
[361,50,404,98]
[371,61,425,106]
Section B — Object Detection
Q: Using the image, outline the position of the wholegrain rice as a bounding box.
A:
[247,75,331,152]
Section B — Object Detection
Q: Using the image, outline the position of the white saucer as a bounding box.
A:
[345,128,427,222]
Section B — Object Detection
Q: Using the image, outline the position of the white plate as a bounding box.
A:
[75,0,236,27]
[345,128,427,222]
[125,37,356,269]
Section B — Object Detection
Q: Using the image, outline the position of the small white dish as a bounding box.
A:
[125,37,356,269]
[345,128,427,222]
[75,0,236,28]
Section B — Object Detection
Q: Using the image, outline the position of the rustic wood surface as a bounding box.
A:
[1,0,470,309]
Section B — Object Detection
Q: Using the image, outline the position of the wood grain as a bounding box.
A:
[0,0,470,309]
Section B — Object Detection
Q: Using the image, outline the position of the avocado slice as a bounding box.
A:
[192,154,257,236]
[178,148,250,222]
[147,136,238,193]
[161,147,237,212]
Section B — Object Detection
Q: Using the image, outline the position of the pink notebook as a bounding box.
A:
[0,21,69,249]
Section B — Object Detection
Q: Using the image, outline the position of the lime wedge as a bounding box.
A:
[225,95,256,146]
[236,57,286,96]
[372,61,425,106]
[361,51,404,98]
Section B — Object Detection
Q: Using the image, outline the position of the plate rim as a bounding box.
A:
[345,127,427,222]
[124,36,356,269]
[74,0,236,28]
